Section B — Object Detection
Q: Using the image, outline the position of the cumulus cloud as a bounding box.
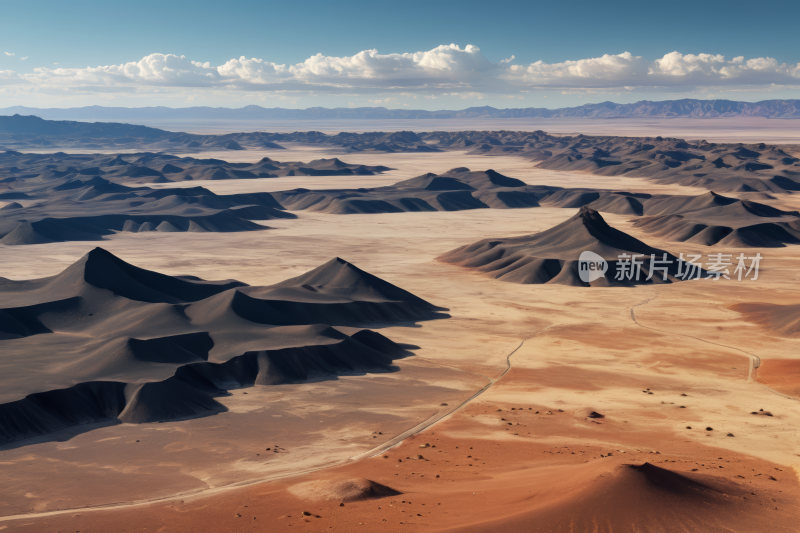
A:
[0,70,23,86]
[368,97,399,104]
[505,51,800,88]
[646,51,800,85]
[4,52,14,57]
[20,56,28,61]
[508,52,649,86]
[1,46,798,101]
[449,91,485,100]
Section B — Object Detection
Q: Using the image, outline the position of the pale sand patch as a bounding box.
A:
[92,117,800,144]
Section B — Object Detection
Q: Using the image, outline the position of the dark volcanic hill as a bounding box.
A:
[0,172,293,245]
[460,132,800,194]
[0,248,447,445]
[2,116,798,195]
[3,148,797,247]
[0,114,290,153]
[0,151,390,185]
[264,170,800,247]
[625,191,800,247]
[0,151,389,245]
[270,167,543,214]
[537,190,800,247]
[438,207,698,287]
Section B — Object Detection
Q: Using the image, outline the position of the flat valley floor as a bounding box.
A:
[2,131,800,531]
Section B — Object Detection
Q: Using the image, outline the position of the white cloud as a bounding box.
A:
[506,50,800,88]
[508,52,648,85]
[449,91,485,100]
[0,70,23,86]
[20,56,28,61]
[0,46,797,102]
[368,97,399,105]
[4,52,14,57]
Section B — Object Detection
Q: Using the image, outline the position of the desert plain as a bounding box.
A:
[2,121,800,532]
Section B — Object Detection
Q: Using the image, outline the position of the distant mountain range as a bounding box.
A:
[2,99,800,121]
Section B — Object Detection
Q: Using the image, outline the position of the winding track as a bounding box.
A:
[0,333,541,523]
[628,293,800,404]
[3,293,795,523]
[351,337,530,461]
[630,292,762,379]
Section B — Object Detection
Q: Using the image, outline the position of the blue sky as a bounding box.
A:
[1,0,799,109]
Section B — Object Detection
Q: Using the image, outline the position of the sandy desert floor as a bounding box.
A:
[1,143,800,531]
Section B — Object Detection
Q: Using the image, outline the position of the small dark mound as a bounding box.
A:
[625,462,720,495]
[289,478,402,502]
[0,192,30,199]
[162,164,184,173]
[262,141,285,149]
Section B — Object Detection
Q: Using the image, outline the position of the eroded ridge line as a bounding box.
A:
[0,333,547,522]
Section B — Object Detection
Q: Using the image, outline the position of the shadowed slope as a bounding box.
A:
[439,207,692,286]
[454,462,778,533]
[0,249,442,445]
[730,302,800,337]
[630,191,800,247]
[263,258,445,307]
[31,247,244,304]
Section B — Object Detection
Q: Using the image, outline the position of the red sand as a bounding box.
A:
[757,359,800,398]
[11,401,799,533]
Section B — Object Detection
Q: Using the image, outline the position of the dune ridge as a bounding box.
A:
[452,462,770,533]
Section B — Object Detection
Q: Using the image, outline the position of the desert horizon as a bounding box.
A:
[2,3,800,531]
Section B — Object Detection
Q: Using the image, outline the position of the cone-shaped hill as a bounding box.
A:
[0,248,446,445]
[392,173,476,191]
[392,168,527,191]
[271,167,538,214]
[438,207,695,286]
[471,462,777,532]
[259,257,442,306]
[0,247,246,307]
